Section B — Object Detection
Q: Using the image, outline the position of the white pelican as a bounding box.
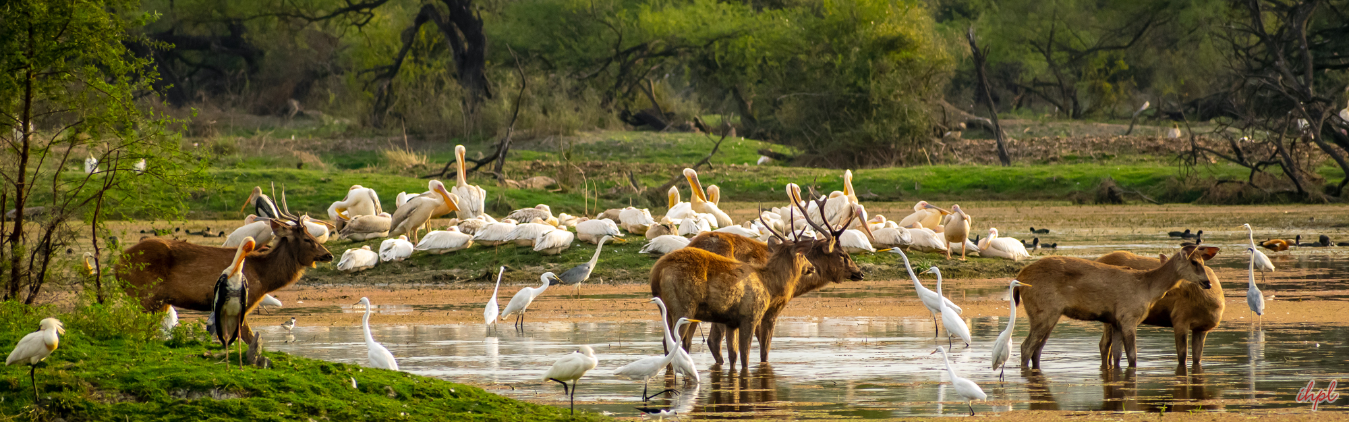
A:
[822,170,858,226]
[576,218,622,244]
[451,145,487,219]
[839,229,875,254]
[640,235,690,255]
[925,267,970,347]
[1241,224,1275,281]
[508,219,555,247]
[337,212,391,241]
[871,223,911,248]
[484,266,504,333]
[303,218,333,243]
[543,345,598,415]
[943,205,971,260]
[501,272,559,330]
[389,180,459,243]
[665,186,694,221]
[379,235,415,262]
[645,219,677,239]
[933,346,986,415]
[619,207,656,234]
[5,318,64,401]
[889,249,961,337]
[474,220,519,246]
[991,279,1029,381]
[337,246,378,272]
[897,201,950,233]
[905,223,948,253]
[705,185,722,205]
[395,192,411,207]
[678,214,711,236]
[505,205,555,227]
[1167,123,1183,138]
[416,227,474,254]
[613,316,700,401]
[455,215,492,235]
[355,297,399,371]
[222,215,273,247]
[558,213,581,228]
[84,155,99,174]
[713,222,760,238]
[534,226,575,255]
[1247,248,1266,325]
[978,228,1030,261]
[327,185,382,232]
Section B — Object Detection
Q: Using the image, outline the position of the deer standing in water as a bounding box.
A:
[118,216,334,343]
[1095,250,1224,374]
[1014,245,1218,369]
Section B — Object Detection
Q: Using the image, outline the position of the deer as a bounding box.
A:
[688,187,864,365]
[117,216,334,343]
[1013,245,1218,370]
[1095,250,1224,374]
[650,211,817,370]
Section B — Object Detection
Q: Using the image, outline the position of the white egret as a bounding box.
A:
[543,345,599,415]
[484,266,504,333]
[355,297,399,371]
[501,272,559,331]
[1246,248,1266,326]
[1241,224,1275,281]
[888,249,961,337]
[651,297,698,384]
[924,267,970,348]
[614,313,700,400]
[933,346,986,416]
[5,318,65,401]
[991,280,1030,380]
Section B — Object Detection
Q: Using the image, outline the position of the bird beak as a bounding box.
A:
[929,349,938,355]
[921,268,933,275]
[926,203,951,215]
[240,188,260,213]
[688,319,702,323]
[1019,282,1032,287]
[877,248,892,253]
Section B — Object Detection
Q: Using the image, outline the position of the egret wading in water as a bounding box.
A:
[212,237,256,368]
[889,249,961,337]
[933,346,986,416]
[1246,248,1267,326]
[1241,224,1275,282]
[991,280,1030,380]
[484,266,505,334]
[554,236,612,298]
[501,272,559,332]
[923,267,971,348]
[355,297,399,370]
[543,345,598,415]
[6,318,64,402]
[651,297,699,384]
[613,311,700,401]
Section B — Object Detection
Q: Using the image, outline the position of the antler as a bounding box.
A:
[791,185,837,240]
[757,203,789,242]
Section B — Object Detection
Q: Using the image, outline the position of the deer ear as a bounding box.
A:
[1158,253,1167,263]
[267,218,287,232]
[1181,245,1198,258]
[1200,246,1219,260]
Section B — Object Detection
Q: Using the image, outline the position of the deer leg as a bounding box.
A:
[737,321,754,370]
[1191,330,1209,373]
[1110,328,1124,368]
[1099,324,1113,368]
[708,324,725,365]
[1173,328,1189,375]
[1121,325,1139,368]
[758,319,776,363]
[1023,317,1059,370]
[724,327,739,371]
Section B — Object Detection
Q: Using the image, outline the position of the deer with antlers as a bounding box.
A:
[650,195,825,370]
[689,183,865,365]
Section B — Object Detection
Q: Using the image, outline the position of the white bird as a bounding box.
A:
[534,226,575,255]
[925,267,971,348]
[757,155,771,165]
[259,294,283,309]
[543,345,598,415]
[665,186,694,221]
[337,212,392,241]
[683,169,732,228]
[897,201,950,233]
[455,215,493,235]
[223,215,274,247]
[640,235,690,255]
[889,249,962,336]
[394,191,411,207]
[5,318,65,401]
[933,346,987,416]
[870,224,912,248]
[576,218,623,244]
[1241,224,1275,281]
[651,297,699,384]
[451,145,487,219]
[619,207,657,234]
[991,280,1029,381]
[484,266,504,333]
[943,205,972,260]
[838,229,875,254]
[978,228,1030,261]
[303,219,332,243]
[501,272,559,331]
[1167,123,1183,138]
[327,185,383,232]
[614,307,700,400]
[473,220,519,246]
[415,227,474,254]
[1247,247,1266,326]
[557,213,581,228]
[161,306,178,337]
[389,180,459,243]
[678,214,712,236]
[84,155,99,174]
[133,159,146,174]
[354,297,398,371]
[380,235,415,261]
[281,317,296,332]
[337,246,378,272]
[713,222,760,239]
[505,204,555,226]
[508,219,555,247]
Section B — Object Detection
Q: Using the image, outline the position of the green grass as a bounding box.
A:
[0,317,605,421]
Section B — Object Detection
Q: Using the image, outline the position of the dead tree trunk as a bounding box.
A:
[370,0,491,128]
[967,28,1011,166]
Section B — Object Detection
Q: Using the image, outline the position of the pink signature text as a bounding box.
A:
[1296,380,1340,411]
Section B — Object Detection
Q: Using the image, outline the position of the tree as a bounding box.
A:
[1,0,207,304]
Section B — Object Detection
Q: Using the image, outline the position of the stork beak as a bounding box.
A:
[240,187,260,213]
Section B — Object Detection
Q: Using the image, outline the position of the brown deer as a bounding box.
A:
[1095,251,1224,374]
[117,216,334,342]
[689,195,864,365]
[1014,245,1218,369]
[650,221,816,370]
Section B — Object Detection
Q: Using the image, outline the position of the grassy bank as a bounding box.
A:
[0,306,603,421]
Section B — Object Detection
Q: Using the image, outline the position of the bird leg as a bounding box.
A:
[999,366,1005,382]
[30,365,38,402]
[948,334,953,349]
[967,402,975,416]
[570,380,578,415]
[931,313,939,338]
[644,388,681,401]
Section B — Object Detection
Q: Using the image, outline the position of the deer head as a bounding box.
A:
[268,216,335,266]
[785,184,865,282]
[1171,245,1219,289]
